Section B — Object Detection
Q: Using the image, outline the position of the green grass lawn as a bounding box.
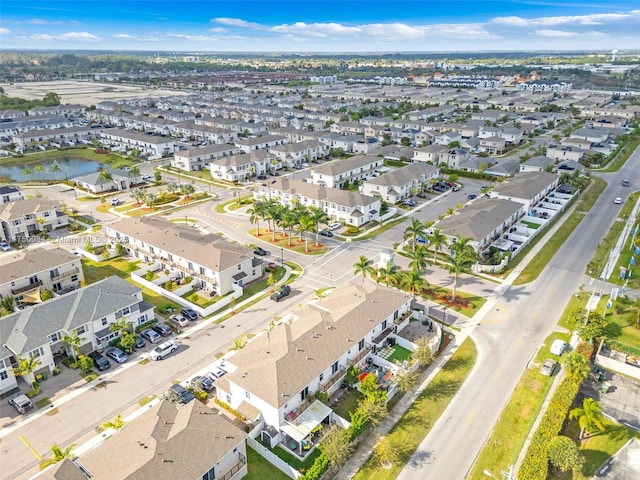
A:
[603,308,640,356]
[467,331,570,480]
[420,289,486,318]
[245,447,290,480]
[521,220,540,230]
[387,345,412,363]
[514,177,606,285]
[353,338,477,480]
[332,389,363,420]
[251,229,328,256]
[548,418,640,480]
[269,442,322,471]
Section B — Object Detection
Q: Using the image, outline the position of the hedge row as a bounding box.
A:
[301,453,329,480]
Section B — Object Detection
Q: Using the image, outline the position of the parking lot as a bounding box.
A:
[579,370,640,430]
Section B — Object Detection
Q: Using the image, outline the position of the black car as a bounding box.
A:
[190,375,215,392]
[152,323,173,337]
[270,285,291,302]
[181,308,198,321]
[87,351,111,371]
[134,335,146,349]
[319,230,333,237]
[253,246,268,256]
[257,174,267,180]
[169,384,195,404]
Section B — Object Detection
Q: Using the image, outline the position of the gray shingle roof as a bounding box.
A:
[0,246,78,285]
[492,171,558,200]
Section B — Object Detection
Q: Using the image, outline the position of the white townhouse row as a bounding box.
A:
[0,116,74,137]
[214,281,415,456]
[27,104,87,117]
[361,162,440,204]
[105,216,263,296]
[0,198,68,243]
[235,134,288,153]
[0,246,84,306]
[209,150,279,183]
[99,129,177,157]
[254,177,381,227]
[12,125,105,151]
[309,154,384,189]
[171,144,241,172]
[268,139,330,168]
[0,276,156,395]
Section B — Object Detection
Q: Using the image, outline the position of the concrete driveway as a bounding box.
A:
[579,370,640,430]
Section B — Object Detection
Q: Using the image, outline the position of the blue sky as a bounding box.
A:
[1,1,639,52]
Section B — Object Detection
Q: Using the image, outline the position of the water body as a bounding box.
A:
[0,158,101,181]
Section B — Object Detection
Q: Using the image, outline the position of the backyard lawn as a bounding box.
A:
[332,388,363,420]
[386,345,412,363]
[245,447,290,480]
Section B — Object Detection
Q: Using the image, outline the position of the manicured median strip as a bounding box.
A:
[353,337,477,480]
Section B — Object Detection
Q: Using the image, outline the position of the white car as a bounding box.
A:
[149,339,177,360]
[0,241,11,252]
[550,339,567,356]
[169,314,189,328]
[614,197,622,204]
[328,222,342,231]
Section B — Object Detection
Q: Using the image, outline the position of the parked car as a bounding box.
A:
[550,339,567,356]
[149,339,178,361]
[168,383,195,404]
[180,308,198,321]
[540,359,557,376]
[270,285,291,302]
[140,328,162,344]
[8,393,33,414]
[209,367,227,380]
[614,197,622,204]
[0,241,11,252]
[170,314,189,328]
[401,199,416,207]
[105,347,128,364]
[467,194,477,200]
[110,198,120,206]
[190,375,215,392]
[622,179,630,187]
[257,174,267,180]
[253,246,268,256]
[319,229,334,237]
[88,351,111,371]
[328,222,341,231]
[152,323,173,337]
[134,335,146,349]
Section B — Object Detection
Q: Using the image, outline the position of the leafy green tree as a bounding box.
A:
[61,330,83,361]
[562,351,591,380]
[166,182,179,195]
[404,218,426,253]
[359,372,379,398]
[393,360,418,393]
[34,164,45,181]
[569,397,606,439]
[412,336,435,366]
[547,436,584,474]
[353,255,375,284]
[77,355,94,372]
[180,183,195,200]
[109,318,132,335]
[378,261,401,287]
[373,435,399,468]
[49,161,61,176]
[22,166,33,179]
[129,188,145,204]
[12,355,41,385]
[576,312,609,342]
[1,296,15,316]
[129,165,140,184]
[39,444,76,470]
[101,414,126,431]
[118,332,137,353]
[358,393,387,427]
[319,426,354,469]
[429,228,447,264]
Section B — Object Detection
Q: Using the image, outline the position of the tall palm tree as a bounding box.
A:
[129,165,140,184]
[180,183,195,200]
[61,330,83,361]
[40,444,77,469]
[409,245,430,275]
[353,255,374,284]
[309,206,330,247]
[445,248,476,302]
[129,188,145,205]
[280,209,298,247]
[298,215,315,252]
[21,167,33,180]
[12,355,41,385]
[378,261,401,287]
[108,318,132,336]
[429,228,447,264]
[404,218,426,253]
[451,236,476,258]
[98,169,113,192]
[569,398,606,439]
[49,161,61,177]
[248,202,265,237]
[400,269,428,297]
[34,164,44,182]
[166,182,180,195]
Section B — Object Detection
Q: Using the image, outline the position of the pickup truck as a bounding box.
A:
[270,285,291,302]
[8,393,33,414]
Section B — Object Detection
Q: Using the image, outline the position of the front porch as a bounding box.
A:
[280,399,332,459]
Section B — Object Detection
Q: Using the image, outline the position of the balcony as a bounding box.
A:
[218,458,246,480]
[51,267,79,281]
[319,366,346,393]
[347,345,372,367]
[12,280,43,295]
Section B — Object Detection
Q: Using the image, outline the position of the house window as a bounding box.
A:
[201,466,216,480]
[101,318,108,326]
[358,339,365,351]
[49,332,61,342]
[77,326,86,335]
[319,373,324,382]
[331,361,339,374]
[300,386,309,401]
[226,394,232,403]
[188,262,194,271]
[0,371,7,381]
[71,275,78,282]
[168,254,173,262]
[246,391,251,399]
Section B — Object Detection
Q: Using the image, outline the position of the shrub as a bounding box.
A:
[134,318,158,333]
[61,356,78,368]
[301,453,329,480]
[40,289,53,301]
[214,398,246,421]
[77,355,94,373]
[52,366,61,376]
[26,382,41,398]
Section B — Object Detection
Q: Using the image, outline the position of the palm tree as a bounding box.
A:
[446,251,476,302]
[61,330,83,361]
[34,164,44,182]
[22,166,33,180]
[451,236,476,258]
[298,215,315,252]
[180,183,195,200]
[248,202,265,237]
[408,245,430,275]
[40,444,77,469]
[144,192,157,209]
[129,165,140,184]
[353,255,375,284]
[49,161,61,178]
[98,169,113,192]
[108,318,132,336]
[569,398,606,440]
[280,209,298,247]
[309,206,329,246]
[12,355,41,385]
[400,269,428,297]
[404,218,426,253]
[130,188,145,205]
[562,351,591,380]
[166,182,179,195]
[378,261,401,287]
[429,228,447,264]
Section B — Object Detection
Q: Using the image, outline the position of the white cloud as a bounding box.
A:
[0,28,10,35]
[213,18,262,29]
[26,18,77,25]
[60,32,100,41]
[113,34,134,39]
[492,11,640,28]
[534,29,577,38]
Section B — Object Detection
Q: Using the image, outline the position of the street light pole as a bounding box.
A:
[281,247,284,266]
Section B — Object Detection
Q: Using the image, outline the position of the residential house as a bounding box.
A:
[105,216,261,296]
[483,158,520,177]
[0,186,24,204]
[74,169,139,194]
[268,140,330,169]
[546,144,584,162]
[317,133,362,153]
[0,198,68,243]
[43,400,248,480]
[255,177,381,227]
[330,121,366,135]
[362,162,439,204]
[413,144,446,164]
[171,144,240,172]
[0,276,155,395]
[235,135,287,153]
[570,127,610,144]
[435,198,525,255]
[214,281,413,454]
[99,129,176,158]
[0,246,83,306]
[478,136,506,154]
[489,171,559,212]
[209,151,279,182]
[437,148,469,169]
[310,155,383,188]
[520,155,555,173]
[12,126,105,152]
